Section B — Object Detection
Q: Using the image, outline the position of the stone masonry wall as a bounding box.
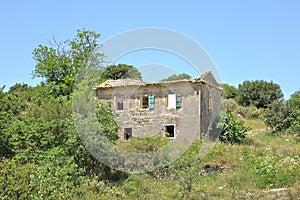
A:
[96,82,202,140]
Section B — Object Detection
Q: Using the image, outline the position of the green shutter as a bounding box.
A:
[176,94,182,108]
[148,95,155,110]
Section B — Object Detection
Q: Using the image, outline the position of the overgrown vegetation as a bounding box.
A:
[218,112,251,144]
[264,91,300,135]
[1,29,299,199]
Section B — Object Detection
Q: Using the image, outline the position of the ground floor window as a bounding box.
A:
[165,124,175,138]
[124,128,132,140]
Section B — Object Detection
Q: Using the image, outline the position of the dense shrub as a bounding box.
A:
[265,91,300,135]
[96,102,119,142]
[29,156,83,200]
[224,99,264,119]
[0,161,36,199]
[218,112,251,144]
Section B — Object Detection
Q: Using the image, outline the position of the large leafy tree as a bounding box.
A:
[220,83,238,99]
[101,64,142,81]
[236,80,283,108]
[32,29,103,97]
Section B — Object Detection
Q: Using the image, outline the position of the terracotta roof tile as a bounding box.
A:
[95,71,216,89]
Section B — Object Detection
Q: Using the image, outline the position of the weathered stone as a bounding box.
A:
[95,71,222,141]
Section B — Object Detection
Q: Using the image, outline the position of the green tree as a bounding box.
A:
[160,73,191,82]
[32,29,103,97]
[0,84,32,115]
[236,80,283,108]
[101,64,142,81]
[287,92,300,133]
[220,83,238,99]
[265,91,300,134]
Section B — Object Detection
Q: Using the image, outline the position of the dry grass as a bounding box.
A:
[241,118,266,130]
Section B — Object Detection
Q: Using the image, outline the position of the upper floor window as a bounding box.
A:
[115,97,124,110]
[141,95,155,109]
[168,94,182,109]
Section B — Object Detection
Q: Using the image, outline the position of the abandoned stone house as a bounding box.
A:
[95,71,222,141]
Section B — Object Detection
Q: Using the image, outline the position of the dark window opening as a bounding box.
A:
[117,101,123,110]
[124,128,132,140]
[116,98,124,110]
[141,96,149,109]
[165,125,175,137]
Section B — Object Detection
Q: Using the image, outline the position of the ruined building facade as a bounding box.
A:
[95,71,222,141]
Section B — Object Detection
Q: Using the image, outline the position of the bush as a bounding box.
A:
[29,156,83,200]
[96,103,119,142]
[224,99,264,119]
[0,160,36,199]
[264,101,291,132]
[235,105,264,119]
[265,91,300,135]
[218,112,251,144]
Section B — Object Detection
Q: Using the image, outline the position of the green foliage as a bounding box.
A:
[220,83,238,99]
[32,29,103,97]
[101,64,142,81]
[73,177,126,199]
[0,160,36,199]
[117,137,169,153]
[236,80,283,108]
[287,91,300,134]
[265,91,300,135]
[264,101,291,132]
[253,154,300,189]
[27,95,72,121]
[96,103,119,142]
[218,112,251,144]
[2,28,300,199]
[224,99,264,119]
[123,174,158,199]
[0,83,33,115]
[160,73,191,82]
[4,116,75,163]
[30,155,83,200]
[0,111,14,159]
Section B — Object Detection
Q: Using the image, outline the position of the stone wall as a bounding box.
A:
[96,80,221,141]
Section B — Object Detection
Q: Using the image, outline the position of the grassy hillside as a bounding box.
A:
[106,131,299,200]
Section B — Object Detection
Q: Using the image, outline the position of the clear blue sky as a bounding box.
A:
[0,0,299,99]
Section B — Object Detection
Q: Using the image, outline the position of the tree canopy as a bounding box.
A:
[32,29,103,97]
[101,64,142,81]
[160,73,191,82]
[220,83,238,99]
[236,80,283,108]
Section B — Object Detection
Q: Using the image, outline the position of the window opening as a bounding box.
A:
[124,128,132,140]
[165,125,175,138]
